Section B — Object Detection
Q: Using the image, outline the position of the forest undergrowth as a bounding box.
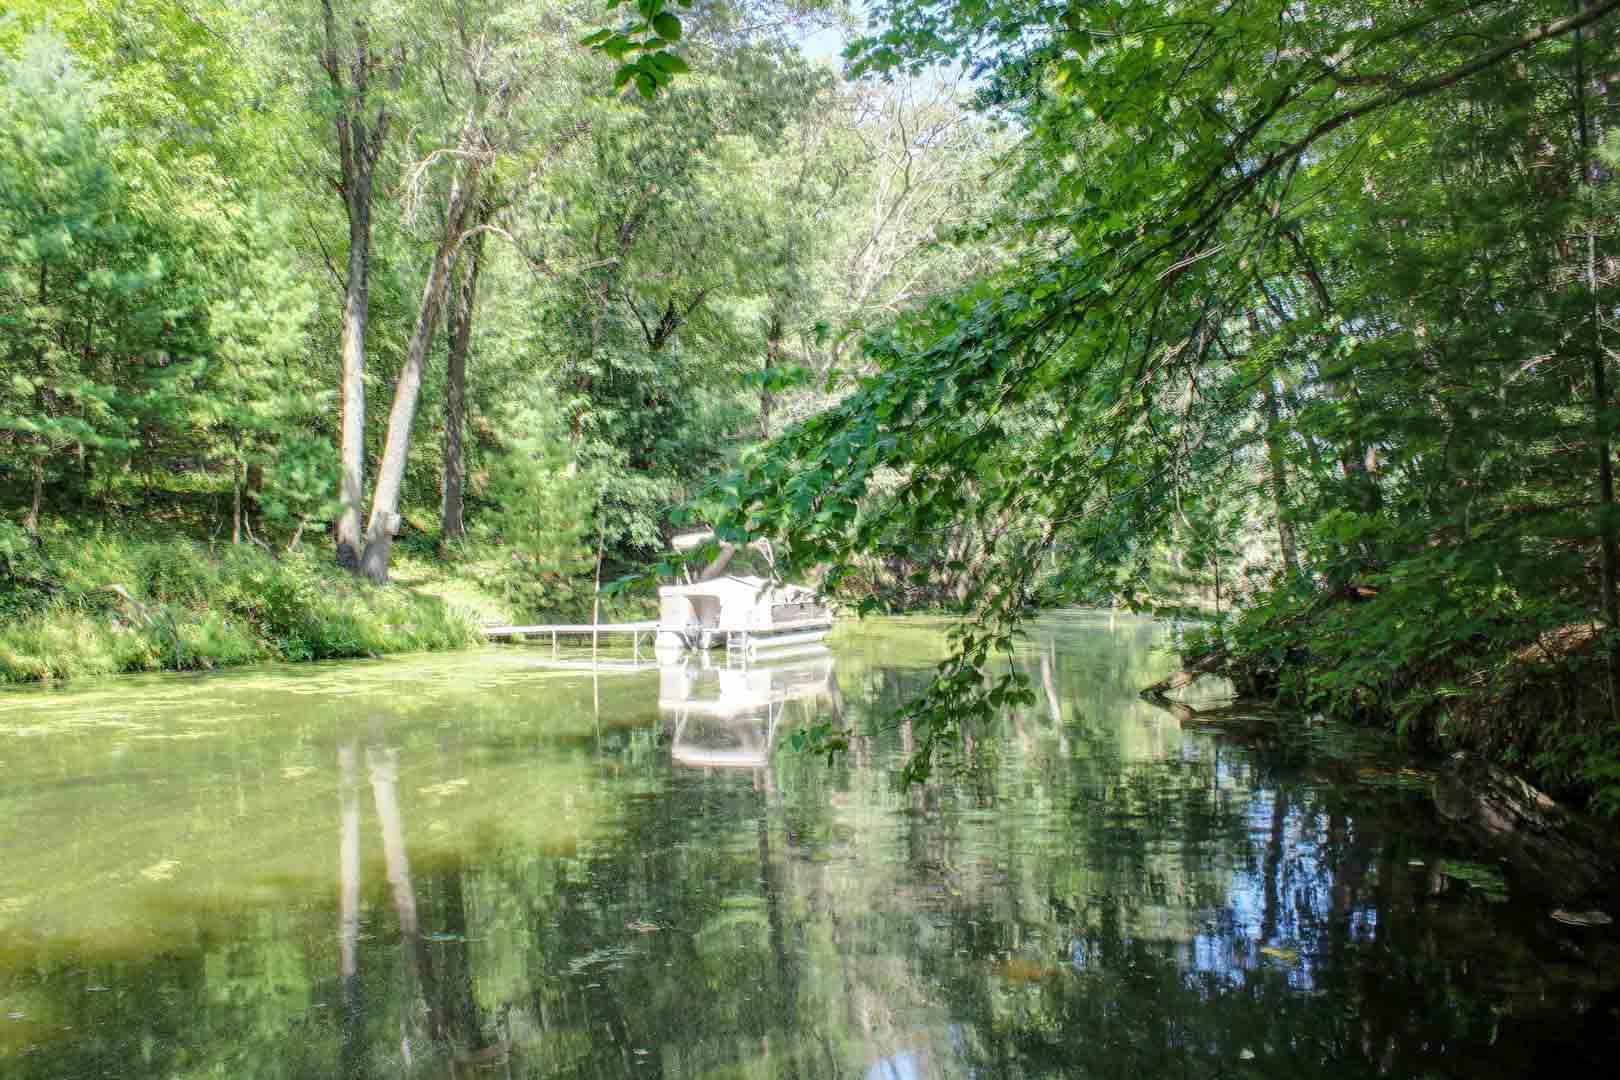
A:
[1183,575,1620,817]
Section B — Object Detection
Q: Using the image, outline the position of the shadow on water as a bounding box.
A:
[2,614,1618,1078]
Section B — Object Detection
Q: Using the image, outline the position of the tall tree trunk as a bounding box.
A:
[25,458,42,538]
[24,384,44,536]
[440,202,490,545]
[245,461,263,519]
[322,1,392,572]
[1262,376,1301,577]
[1246,310,1302,577]
[336,182,371,569]
[761,309,782,440]
[360,159,483,583]
[592,521,605,659]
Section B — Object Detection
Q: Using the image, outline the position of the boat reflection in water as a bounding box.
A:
[658,649,837,771]
[8,621,1620,1080]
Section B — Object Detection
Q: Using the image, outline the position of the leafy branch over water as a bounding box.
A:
[684,0,1620,800]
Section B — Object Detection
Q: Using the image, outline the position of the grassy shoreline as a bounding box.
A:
[0,532,490,684]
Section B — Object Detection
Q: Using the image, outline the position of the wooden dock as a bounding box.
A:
[482,615,834,661]
[481,621,658,659]
[481,621,658,638]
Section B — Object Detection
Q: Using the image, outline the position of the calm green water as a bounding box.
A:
[2,613,1617,1078]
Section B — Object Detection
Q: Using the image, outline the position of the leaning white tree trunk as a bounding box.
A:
[321,0,391,572]
[335,181,374,570]
[359,153,483,583]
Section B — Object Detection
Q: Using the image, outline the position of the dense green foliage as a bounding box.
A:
[7,0,1620,815]
[0,1,997,678]
[643,0,1620,807]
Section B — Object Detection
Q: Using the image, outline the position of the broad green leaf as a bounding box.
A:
[652,13,682,41]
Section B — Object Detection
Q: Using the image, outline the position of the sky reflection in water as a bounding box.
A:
[1,612,1618,1078]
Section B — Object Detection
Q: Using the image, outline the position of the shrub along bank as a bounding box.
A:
[0,528,484,683]
[1184,571,1620,819]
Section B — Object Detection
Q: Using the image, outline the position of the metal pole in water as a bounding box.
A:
[592,521,605,662]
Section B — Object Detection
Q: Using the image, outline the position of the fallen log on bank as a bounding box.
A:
[1140,648,1227,696]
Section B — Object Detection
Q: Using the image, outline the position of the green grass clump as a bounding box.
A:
[0,531,483,684]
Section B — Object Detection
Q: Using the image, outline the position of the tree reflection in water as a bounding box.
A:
[1,615,1618,1079]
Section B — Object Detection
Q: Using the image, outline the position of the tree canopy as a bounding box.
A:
[674,0,1620,796]
[0,0,994,593]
